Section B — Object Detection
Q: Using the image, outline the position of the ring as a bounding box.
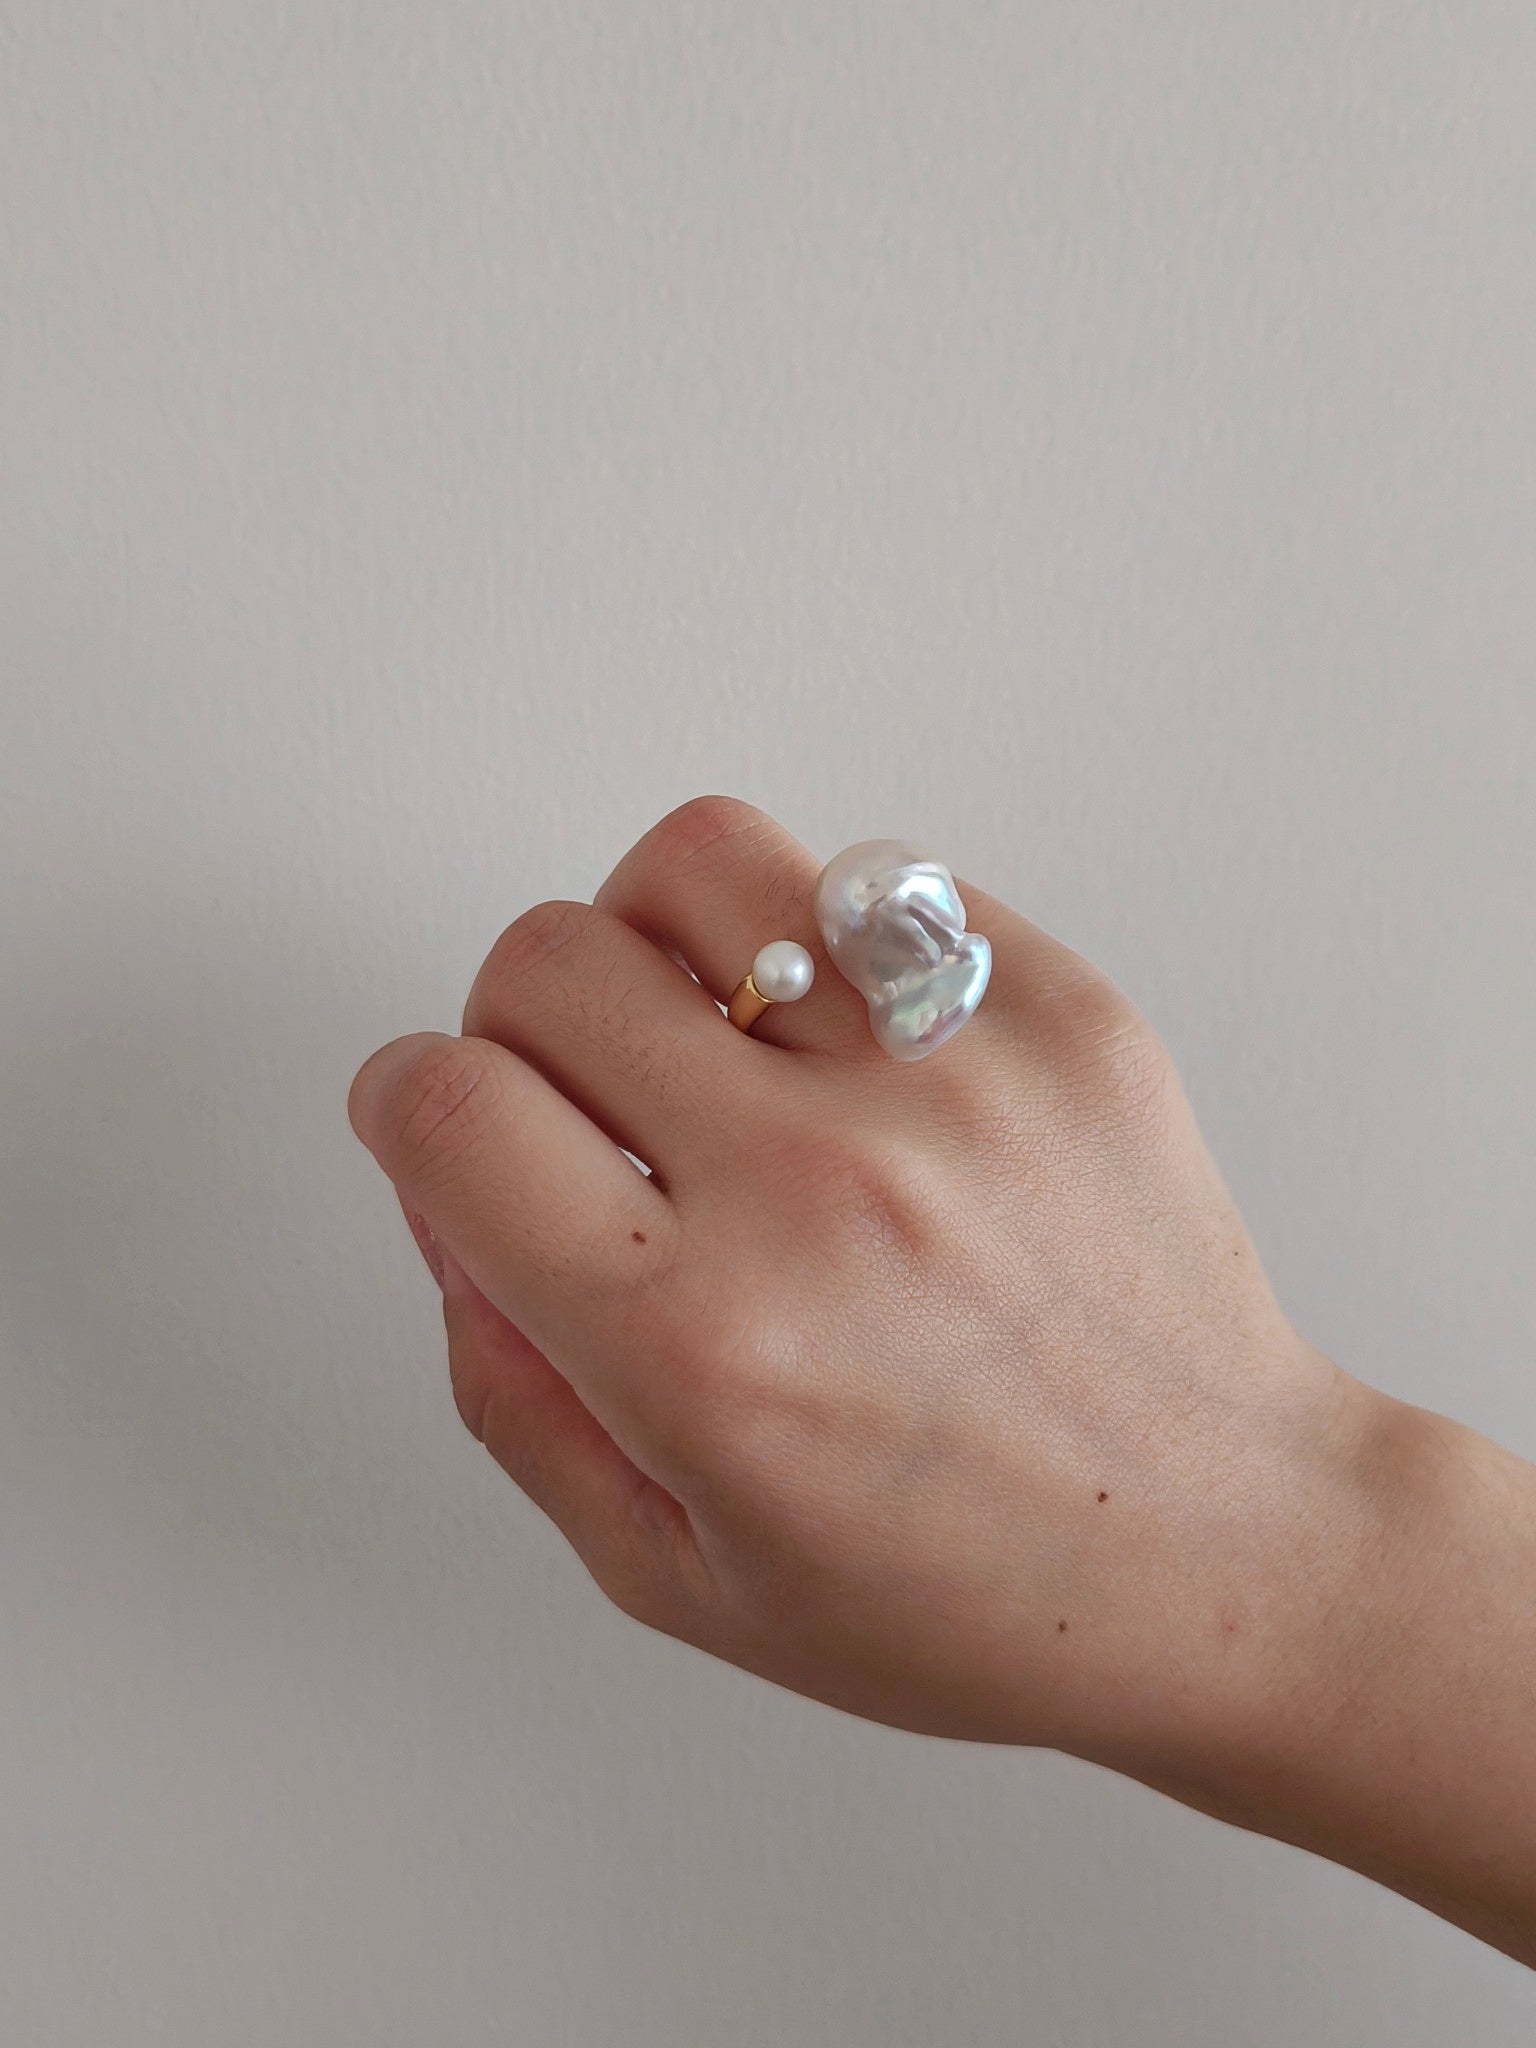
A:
[727,842,991,1062]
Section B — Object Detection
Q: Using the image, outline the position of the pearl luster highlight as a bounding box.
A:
[813,840,990,1060]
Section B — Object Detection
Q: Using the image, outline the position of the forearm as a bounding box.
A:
[1107,1367,1536,1963]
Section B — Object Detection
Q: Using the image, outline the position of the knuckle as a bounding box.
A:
[795,1129,947,1268]
[649,793,768,873]
[491,898,595,981]
[1036,967,1138,1054]
[1093,1018,1172,1121]
[386,1039,495,1182]
[1049,979,1170,1118]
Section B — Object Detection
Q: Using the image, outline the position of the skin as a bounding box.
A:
[348,795,1536,1965]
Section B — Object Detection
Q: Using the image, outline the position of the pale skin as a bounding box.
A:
[348,795,1536,1966]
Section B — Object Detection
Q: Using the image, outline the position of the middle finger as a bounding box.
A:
[593,795,874,1058]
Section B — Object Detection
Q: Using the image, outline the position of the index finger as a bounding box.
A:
[348,1030,682,1456]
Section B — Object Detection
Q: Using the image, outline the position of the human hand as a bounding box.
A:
[347,796,1372,1769]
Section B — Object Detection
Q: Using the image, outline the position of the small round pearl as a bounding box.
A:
[751,938,815,1004]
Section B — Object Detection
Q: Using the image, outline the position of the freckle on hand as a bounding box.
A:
[1057,1619,1068,1633]
[1096,1491,1109,1503]
[631,1230,646,1243]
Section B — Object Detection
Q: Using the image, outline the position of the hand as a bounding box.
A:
[347,795,1367,1761]
[349,796,1536,1965]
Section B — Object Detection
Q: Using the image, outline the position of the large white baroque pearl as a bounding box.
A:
[813,840,991,1061]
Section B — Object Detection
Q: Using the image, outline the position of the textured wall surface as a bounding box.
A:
[4,5,1534,2042]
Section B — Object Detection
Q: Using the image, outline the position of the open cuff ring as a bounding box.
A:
[727,839,991,1062]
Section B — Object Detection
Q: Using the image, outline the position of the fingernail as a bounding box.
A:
[438,1245,471,1302]
[403,1206,446,1289]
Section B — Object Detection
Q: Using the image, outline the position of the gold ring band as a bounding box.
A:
[727,972,775,1034]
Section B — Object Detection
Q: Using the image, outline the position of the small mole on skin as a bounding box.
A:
[1096,1491,1109,1503]
[1057,1620,1069,1633]
[631,1230,646,1244]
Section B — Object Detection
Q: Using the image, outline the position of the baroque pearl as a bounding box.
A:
[813,840,991,1061]
[751,938,815,1003]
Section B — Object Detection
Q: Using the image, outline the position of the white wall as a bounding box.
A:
[4,5,1533,2041]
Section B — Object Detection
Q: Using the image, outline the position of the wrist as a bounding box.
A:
[1091,1357,1536,1959]
[1058,1336,1389,1780]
